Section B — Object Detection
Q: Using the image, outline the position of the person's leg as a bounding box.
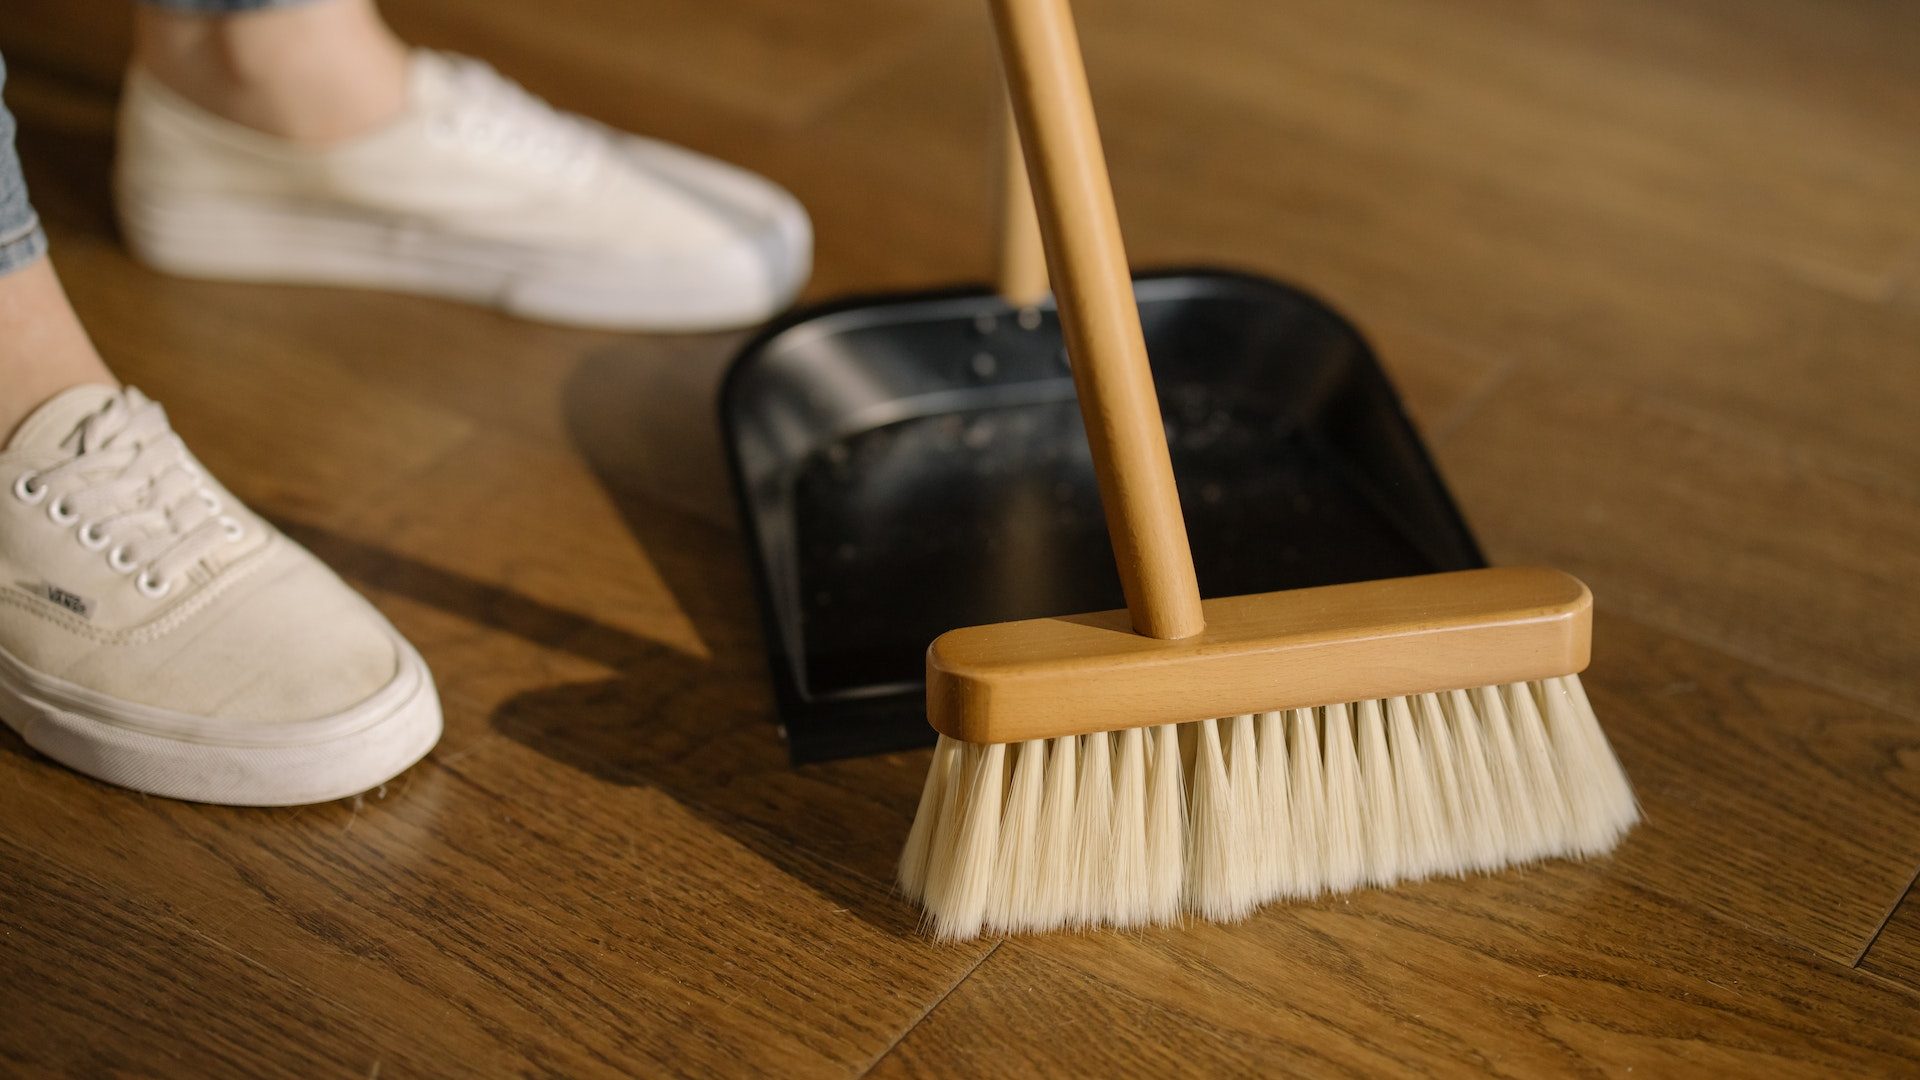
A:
[0,54,116,443]
[0,262,118,443]
[132,0,407,144]
[115,0,812,331]
[0,47,440,805]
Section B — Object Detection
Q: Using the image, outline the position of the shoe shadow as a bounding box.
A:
[280,516,922,939]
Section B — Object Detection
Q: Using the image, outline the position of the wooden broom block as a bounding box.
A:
[926,567,1594,743]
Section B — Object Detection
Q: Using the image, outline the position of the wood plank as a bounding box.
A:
[0,737,985,1077]
[1052,12,1920,505]
[1580,613,1920,962]
[868,867,1920,1078]
[0,839,445,1078]
[1861,879,1920,994]
[1090,0,1920,297]
[1439,365,1920,721]
[307,429,935,882]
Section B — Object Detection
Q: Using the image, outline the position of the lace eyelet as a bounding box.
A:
[77,522,111,551]
[220,515,245,542]
[12,474,48,505]
[136,571,173,599]
[108,546,138,574]
[48,497,79,525]
[199,490,223,516]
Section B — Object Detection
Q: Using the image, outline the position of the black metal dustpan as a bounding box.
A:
[721,120,1484,763]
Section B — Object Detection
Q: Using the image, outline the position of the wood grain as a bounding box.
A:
[1439,366,1920,719]
[1862,880,1920,994]
[869,871,1920,1078]
[1,0,1918,1073]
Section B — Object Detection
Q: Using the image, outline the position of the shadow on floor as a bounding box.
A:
[282,507,922,939]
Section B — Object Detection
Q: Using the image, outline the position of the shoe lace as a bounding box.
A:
[433,55,606,182]
[20,392,244,597]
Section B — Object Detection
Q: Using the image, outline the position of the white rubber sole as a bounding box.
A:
[116,185,808,332]
[0,635,442,807]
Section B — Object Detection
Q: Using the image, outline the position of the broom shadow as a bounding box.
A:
[281,516,922,938]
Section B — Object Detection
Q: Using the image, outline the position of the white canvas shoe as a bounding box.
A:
[114,51,812,331]
[0,385,441,805]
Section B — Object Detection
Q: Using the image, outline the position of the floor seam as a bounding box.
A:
[1854,864,1920,968]
[852,939,1004,1079]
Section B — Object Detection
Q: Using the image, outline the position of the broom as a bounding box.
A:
[897,0,1638,940]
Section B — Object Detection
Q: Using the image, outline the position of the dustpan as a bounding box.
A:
[722,114,1483,763]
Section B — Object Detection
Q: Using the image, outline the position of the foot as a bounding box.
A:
[0,386,440,805]
[114,51,812,331]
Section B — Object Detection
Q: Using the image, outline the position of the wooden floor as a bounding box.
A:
[5,0,1920,1075]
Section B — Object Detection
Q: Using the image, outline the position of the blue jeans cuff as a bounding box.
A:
[0,216,45,277]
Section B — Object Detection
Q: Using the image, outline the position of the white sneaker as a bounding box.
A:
[114,51,812,331]
[0,386,441,805]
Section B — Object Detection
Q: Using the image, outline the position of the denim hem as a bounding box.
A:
[0,216,48,277]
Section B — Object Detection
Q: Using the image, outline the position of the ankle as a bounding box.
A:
[0,259,118,444]
[131,0,410,145]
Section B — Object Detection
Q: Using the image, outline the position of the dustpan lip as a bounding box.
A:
[718,265,1363,419]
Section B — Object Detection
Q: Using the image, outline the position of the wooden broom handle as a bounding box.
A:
[988,0,1206,640]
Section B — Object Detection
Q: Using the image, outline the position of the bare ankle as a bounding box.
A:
[131,0,409,145]
[0,259,118,444]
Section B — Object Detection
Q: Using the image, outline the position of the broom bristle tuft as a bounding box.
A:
[905,676,1638,940]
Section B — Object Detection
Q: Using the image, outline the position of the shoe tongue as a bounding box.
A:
[5,384,125,453]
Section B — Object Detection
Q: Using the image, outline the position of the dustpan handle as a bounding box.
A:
[989,0,1206,641]
[995,99,1049,306]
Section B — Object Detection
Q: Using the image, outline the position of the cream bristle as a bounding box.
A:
[1144,723,1187,922]
[1503,681,1575,854]
[1227,715,1262,899]
[1440,689,1508,870]
[899,735,960,901]
[1472,684,1548,860]
[987,739,1048,931]
[1254,711,1292,900]
[1559,674,1639,837]
[1070,733,1116,925]
[921,739,973,910]
[905,675,1638,937]
[1318,701,1365,892]
[1413,693,1470,875]
[1286,707,1327,897]
[1187,718,1250,920]
[1032,733,1079,928]
[1539,677,1640,854]
[927,742,1004,940]
[1387,696,1447,879]
[1109,727,1151,925]
[1356,699,1400,885]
